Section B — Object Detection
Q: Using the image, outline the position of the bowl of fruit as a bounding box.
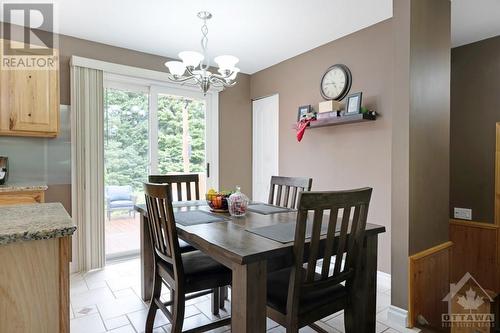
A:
[205,189,232,213]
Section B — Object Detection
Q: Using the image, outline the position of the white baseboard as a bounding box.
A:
[387,305,408,328]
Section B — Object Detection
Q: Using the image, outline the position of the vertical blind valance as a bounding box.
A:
[71,65,105,271]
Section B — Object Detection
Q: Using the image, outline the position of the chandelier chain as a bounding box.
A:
[200,17,209,69]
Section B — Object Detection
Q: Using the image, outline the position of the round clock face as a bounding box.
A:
[320,64,352,101]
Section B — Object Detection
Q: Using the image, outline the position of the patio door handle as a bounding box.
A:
[206,162,210,178]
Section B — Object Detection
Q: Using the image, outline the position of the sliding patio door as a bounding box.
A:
[149,86,219,195]
[103,77,218,259]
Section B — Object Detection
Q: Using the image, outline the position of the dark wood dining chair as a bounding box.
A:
[148,174,200,253]
[148,174,226,313]
[266,188,373,333]
[143,182,231,333]
[149,174,200,201]
[268,176,313,209]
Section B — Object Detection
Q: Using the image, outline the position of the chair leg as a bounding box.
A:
[171,289,185,333]
[145,270,162,333]
[211,288,220,316]
[218,287,225,309]
[286,324,299,333]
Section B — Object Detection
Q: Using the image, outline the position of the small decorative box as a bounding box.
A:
[318,100,341,113]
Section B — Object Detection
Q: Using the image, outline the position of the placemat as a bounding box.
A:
[172,200,207,208]
[174,210,227,226]
[246,221,338,243]
[247,203,293,215]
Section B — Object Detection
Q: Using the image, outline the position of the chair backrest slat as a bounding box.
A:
[143,183,183,275]
[321,207,339,278]
[268,176,313,209]
[285,188,372,317]
[305,209,323,282]
[149,174,201,201]
[276,185,283,206]
[333,206,351,275]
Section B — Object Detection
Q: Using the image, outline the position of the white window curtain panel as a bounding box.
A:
[70,64,105,271]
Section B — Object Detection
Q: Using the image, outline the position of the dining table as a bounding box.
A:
[134,201,385,333]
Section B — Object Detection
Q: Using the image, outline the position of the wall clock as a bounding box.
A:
[320,64,352,101]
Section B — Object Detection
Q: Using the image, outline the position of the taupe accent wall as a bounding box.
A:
[450,36,500,223]
[250,20,394,274]
[391,0,451,309]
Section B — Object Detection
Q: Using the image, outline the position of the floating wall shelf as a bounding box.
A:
[300,113,377,129]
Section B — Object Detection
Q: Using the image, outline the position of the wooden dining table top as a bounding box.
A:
[134,202,385,266]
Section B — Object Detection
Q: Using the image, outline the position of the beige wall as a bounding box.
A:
[250,20,394,273]
[450,36,500,224]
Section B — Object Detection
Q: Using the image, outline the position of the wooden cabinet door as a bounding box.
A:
[0,191,45,206]
[0,47,59,137]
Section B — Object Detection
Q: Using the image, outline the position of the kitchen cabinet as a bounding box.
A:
[0,184,47,206]
[0,203,75,333]
[0,40,60,137]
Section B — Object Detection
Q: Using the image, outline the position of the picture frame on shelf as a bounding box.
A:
[345,92,363,115]
[297,105,313,121]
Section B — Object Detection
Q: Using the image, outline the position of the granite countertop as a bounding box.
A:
[0,203,76,245]
[0,182,48,192]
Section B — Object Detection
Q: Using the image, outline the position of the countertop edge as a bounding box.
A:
[0,225,77,246]
[0,184,49,192]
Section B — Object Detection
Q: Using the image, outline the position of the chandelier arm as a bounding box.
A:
[210,76,237,87]
[167,74,197,83]
[210,71,235,81]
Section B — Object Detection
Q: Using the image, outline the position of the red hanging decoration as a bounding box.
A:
[296,119,311,142]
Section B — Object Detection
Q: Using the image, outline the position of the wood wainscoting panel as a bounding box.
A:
[449,219,499,293]
[408,241,453,328]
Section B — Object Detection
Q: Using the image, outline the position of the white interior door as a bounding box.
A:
[252,94,279,202]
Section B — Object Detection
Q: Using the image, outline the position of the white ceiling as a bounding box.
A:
[451,0,500,47]
[4,0,393,74]
[4,0,500,73]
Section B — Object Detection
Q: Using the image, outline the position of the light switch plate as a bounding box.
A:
[454,207,472,220]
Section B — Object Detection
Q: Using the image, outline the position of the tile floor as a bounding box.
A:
[70,258,418,333]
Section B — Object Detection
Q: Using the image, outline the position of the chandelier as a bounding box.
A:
[165,11,239,95]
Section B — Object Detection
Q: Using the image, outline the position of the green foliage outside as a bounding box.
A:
[104,88,206,198]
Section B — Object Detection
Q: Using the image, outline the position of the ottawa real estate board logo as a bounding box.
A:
[442,272,495,331]
[1,3,58,70]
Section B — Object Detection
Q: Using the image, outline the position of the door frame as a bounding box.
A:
[252,94,279,201]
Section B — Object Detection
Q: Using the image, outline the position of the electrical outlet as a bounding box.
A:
[454,207,472,220]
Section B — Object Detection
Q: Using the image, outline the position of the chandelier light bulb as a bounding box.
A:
[165,61,187,76]
[179,51,204,69]
[214,55,239,71]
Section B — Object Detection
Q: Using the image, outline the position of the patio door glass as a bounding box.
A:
[104,85,149,259]
[103,78,218,260]
[155,92,208,196]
